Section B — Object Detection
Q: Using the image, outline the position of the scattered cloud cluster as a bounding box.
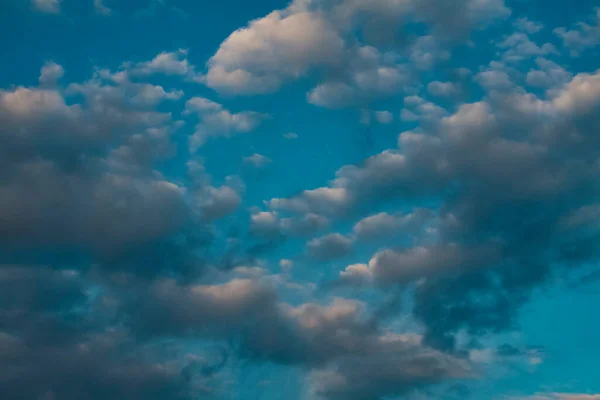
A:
[4,1,600,400]
[204,0,511,106]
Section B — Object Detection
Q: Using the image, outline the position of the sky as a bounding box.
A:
[1,0,600,399]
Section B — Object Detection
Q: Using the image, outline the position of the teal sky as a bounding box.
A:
[1,1,600,399]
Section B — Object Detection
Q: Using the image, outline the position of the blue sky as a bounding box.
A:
[1,0,600,399]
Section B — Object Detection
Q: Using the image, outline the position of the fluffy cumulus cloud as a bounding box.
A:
[250,210,329,238]
[243,153,272,168]
[39,61,64,86]
[352,209,434,240]
[128,49,204,82]
[306,233,353,261]
[184,96,267,150]
[205,9,344,94]
[427,81,460,97]
[204,0,510,104]
[554,8,600,56]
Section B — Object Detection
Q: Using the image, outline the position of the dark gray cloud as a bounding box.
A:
[0,329,198,400]
[0,66,190,255]
[116,276,471,400]
[310,334,470,400]
[0,265,206,400]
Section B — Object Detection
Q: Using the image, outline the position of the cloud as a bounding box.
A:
[306,234,353,261]
[250,210,330,238]
[283,132,298,139]
[515,394,600,400]
[268,187,351,216]
[427,81,460,97]
[475,65,515,90]
[194,184,241,221]
[497,32,558,63]
[39,61,64,86]
[129,49,204,82]
[526,57,573,88]
[94,0,111,16]
[352,209,434,240]
[554,8,600,56]
[185,97,267,150]
[401,98,448,123]
[409,35,451,70]
[304,46,413,108]
[243,153,272,168]
[205,0,510,99]
[307,82,357,109]
[340,244,499,286]
[205,9,344,94]
[33,0,60,14]
[375,110,393,124]
[513,17,544,34]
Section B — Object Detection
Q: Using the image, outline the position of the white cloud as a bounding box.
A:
[204,0,510,100]
[375,110,393,124]
[39,61,64,87]
[498,32,558,63]
[129,85,183,107]
[130,49,203,82]
[195,184,241,221]
[554,8,600,56]
[268,187,351,215]
[340,244,498,285]
[250,210,329,237]
[243,153,272,168]
[515,394,600,400]
[279,259,293,272]
[94,0,112,16]
[409,35,451,70]
[185,97,267,150]
[206,10,344,94]
[551,69,600,115]
[353,209,433,240]
[307,82,357,109]
[526,57,572,88]
[33,0,60,14]
[475,64,515,90]
[513,17,544,34]
[400,100,448,123]
[427,81,459,97]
